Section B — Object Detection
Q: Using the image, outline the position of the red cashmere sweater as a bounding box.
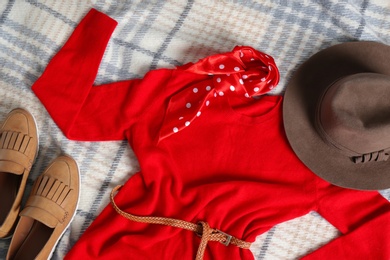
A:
[32,9,390,260]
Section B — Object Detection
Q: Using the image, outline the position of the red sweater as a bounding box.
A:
[32,9,390,260]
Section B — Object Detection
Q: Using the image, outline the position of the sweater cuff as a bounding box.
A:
[84,8,118,33]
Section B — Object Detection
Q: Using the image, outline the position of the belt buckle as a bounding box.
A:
[216,229,232,246]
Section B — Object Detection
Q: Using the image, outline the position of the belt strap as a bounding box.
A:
[110,185,251,260]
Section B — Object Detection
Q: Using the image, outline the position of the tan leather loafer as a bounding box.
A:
[6,155,80,260]
[0,108,38,238]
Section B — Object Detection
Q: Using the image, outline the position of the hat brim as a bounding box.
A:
[283,41,390,190]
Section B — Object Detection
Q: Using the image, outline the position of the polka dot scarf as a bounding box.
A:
[159,46,280,141]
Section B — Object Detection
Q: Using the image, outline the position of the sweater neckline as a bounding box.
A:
[222,94,282,124]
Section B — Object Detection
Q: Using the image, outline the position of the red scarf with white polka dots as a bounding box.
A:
[159,46,280,141]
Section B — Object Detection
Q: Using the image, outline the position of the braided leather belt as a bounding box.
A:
[110,185,251,260]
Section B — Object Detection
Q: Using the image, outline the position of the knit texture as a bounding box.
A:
[0,1,389,259]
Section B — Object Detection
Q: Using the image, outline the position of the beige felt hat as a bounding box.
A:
[283,41,390,190]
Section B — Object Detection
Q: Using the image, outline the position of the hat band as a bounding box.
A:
[352,149,390,164]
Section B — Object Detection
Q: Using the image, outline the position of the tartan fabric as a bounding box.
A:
[0,1,389,259]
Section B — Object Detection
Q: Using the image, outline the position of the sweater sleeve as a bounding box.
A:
[32,9,142,141]
[32,9,125,140]
[303,179,390,259]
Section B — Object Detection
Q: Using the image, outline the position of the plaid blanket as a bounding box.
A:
[0,1,389,259]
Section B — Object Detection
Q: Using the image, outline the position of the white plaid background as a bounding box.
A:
[0,1,389,259]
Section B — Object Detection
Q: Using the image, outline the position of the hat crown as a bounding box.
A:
[317,73,390,156]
